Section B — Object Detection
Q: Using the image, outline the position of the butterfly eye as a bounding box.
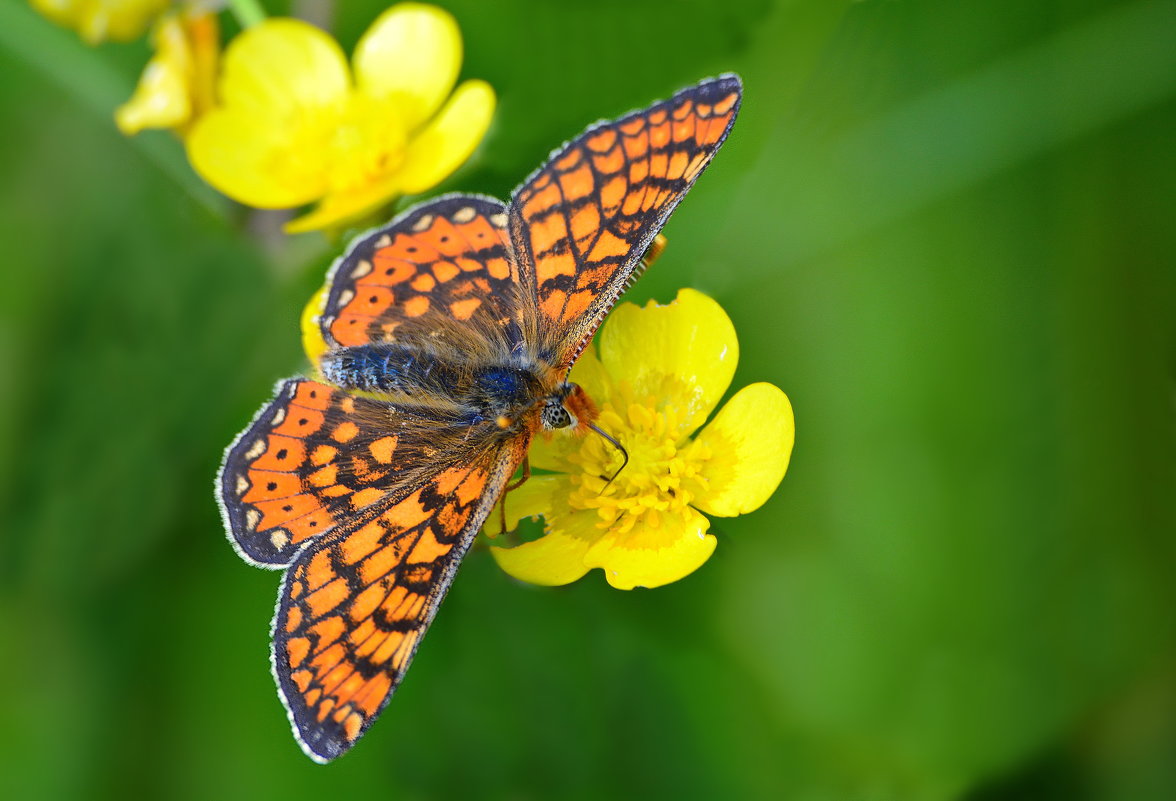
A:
[541,404,573,430]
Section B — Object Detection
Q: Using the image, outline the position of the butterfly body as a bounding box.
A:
[319,342,555,426]
[219,76,742,762]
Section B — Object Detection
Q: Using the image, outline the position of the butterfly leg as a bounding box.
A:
[498,457,531,534]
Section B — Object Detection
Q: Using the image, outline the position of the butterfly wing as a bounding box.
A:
[509,75,742,368]
[220,379,376,566]
[221,378,529,761]
[219,378,485,567]
[274,436,526,763]
[317,194,527,358]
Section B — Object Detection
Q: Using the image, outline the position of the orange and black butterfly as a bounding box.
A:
[218,75,742,762]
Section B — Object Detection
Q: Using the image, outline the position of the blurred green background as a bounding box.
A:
[1,0,1174,798]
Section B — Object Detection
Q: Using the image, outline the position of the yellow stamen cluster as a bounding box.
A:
[563,384,712,538]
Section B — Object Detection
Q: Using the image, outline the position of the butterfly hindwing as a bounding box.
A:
[510,74,742,368]
[273,439,527,763]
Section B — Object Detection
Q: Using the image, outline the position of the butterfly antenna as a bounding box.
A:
[589,424,629,492]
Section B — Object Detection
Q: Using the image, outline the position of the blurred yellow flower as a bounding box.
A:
[186,3,495,233]
[300,286,329,368]
[488,289,795,590]
[31,0,168,43]
[115,11,218,135]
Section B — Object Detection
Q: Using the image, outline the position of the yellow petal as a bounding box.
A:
[527,432,579,474]
[489,477,600,586]
[690,383,795,517]
[115,16,192,135]
[284,174,402,233]
[490,529,594,587]
[394,80,495,195]
[217,19,350,115]
[482,475,561,538]
[186,107,330,207]
[186,19,352,207]
[32,0,168,43]
[566,340,611,401]
[584,507,715,590]
[597,288,738,438]
[352,3,462,131]
[186,13,220,119]
[300,287,329,368]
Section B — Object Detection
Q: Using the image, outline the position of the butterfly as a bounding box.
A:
[217,75,742,763]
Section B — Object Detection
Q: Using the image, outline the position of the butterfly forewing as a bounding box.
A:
[510,74,741,369]
[321,195,526,357]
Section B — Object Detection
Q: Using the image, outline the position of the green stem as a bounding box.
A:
[227,0,267,28]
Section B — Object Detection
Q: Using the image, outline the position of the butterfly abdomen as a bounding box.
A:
[320,344,459,397]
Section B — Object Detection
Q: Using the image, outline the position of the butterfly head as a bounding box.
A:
[541,382,599,433]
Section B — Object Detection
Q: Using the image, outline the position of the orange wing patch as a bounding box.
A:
[510,75,741,368]
[318,196,524,354]
[272,452,512,763]
[220,380,356,565]
[219,378,476,567]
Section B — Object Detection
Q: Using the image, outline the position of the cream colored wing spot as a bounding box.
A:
[411,214,434,232]
[350,260,373,279]
[452,206,476,223]
[270,406,287,426]
[271,529,291,550]
[489,213,507,228]
[245,439,266,460]
[245,508,261,530]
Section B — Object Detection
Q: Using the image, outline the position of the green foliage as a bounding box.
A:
[1,0,1174,799]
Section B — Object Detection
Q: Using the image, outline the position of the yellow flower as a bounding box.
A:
[115,11,219,136]
[487,289,795,590]
[300,286,329,368]
[185,3,495,233]
[30,0,168,43]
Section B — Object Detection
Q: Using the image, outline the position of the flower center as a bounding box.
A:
[326,91,408,194]
[562,381,712,540]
